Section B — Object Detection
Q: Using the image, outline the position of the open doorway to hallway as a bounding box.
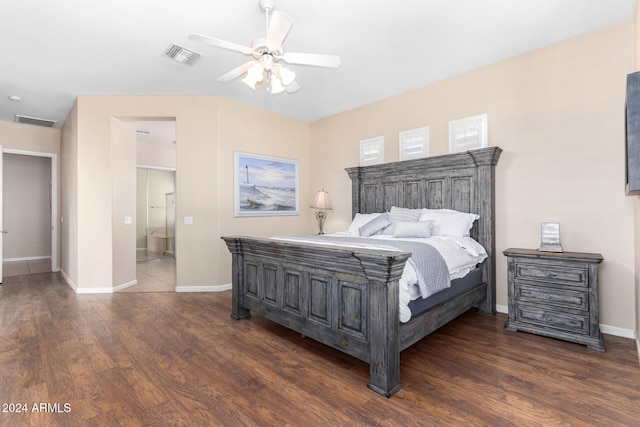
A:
[2,151,57,278]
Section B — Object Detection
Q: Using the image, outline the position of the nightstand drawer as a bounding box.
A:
[515,262,587,287]
[515,304,589,335]
[515,283,589,310]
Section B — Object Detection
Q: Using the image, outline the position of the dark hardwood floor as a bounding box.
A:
[1,272,639,426]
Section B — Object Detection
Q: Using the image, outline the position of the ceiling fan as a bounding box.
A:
[189,0,341,94]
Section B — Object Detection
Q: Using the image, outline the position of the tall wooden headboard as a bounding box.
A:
[345,146,502,313]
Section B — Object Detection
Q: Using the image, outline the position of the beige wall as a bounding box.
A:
[137,136,176,169]
[59,95,309,290]
[0,121,60,154]
[111,118,137,287]
[310,21,636,333]
[216,97,311,284]
[60,102,79,286]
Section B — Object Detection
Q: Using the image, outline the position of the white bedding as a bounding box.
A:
[273,233,487,323]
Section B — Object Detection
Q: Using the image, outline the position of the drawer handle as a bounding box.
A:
[545,272,558,278]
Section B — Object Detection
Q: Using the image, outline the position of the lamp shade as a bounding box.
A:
[310,190,332,210]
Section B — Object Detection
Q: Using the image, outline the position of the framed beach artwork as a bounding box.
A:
[234,152,299,217]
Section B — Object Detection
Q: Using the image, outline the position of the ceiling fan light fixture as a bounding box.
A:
[242,75,258,90]
[248,62,265,81]
[278,66,295,86]
[190,0,340,96]
[270,74,285,94]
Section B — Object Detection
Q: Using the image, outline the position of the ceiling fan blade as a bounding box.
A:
[188,33,253,55]
[266,10,293,51]
[285,80,300,94]
[217,61,256,83]
[281,52,341,68]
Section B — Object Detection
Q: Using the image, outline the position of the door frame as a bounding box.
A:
[2,148,59,273]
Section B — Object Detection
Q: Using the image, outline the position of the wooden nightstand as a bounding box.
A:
[503,248,605,351]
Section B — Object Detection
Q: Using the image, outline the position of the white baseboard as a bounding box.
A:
[495,304,634,339]
[600,324,636,339]
[60,269,116,294]
[4,255,50,262]
[175,283,232,293]
[59,268,77,291]
[59,271,231,294]
[113,279,138,292]
[75,287,116,294]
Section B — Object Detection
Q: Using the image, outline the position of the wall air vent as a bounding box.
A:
[163,43,202,66]
[15,115,58,128]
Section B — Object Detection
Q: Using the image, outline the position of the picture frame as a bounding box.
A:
[359,136,384,166]
[234,151,299,217]
[448,113,488,153]
[399,126,429,160]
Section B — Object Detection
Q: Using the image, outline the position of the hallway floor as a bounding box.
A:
[120,258,176,292]
[2,257,176,292]
[3,258,51,277]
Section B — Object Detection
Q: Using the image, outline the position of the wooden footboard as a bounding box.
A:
[223,236,411,397]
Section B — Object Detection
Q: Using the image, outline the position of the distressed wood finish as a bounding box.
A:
[223,146,502,397]
[503,248,605,351]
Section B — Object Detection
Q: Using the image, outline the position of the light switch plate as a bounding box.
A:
[184,216,193,225]
[124,216,133,225]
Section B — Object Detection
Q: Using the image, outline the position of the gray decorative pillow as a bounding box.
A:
[359,213,391,236]
[393,221,434,238]
[389,206,422,222]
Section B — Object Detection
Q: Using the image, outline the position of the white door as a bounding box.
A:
[0,145,3,283]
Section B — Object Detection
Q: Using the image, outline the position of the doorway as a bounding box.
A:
[126,119,177,293]
[136,167,176,262]
[2,150,58,278]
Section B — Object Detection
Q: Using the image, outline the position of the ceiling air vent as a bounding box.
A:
[163,43,202,66]
[15,115,58,128]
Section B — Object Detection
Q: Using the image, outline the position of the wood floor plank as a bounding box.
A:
[0,272,638,426]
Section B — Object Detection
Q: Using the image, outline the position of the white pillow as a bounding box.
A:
[347,213,381,235]
[381,206,423,235]
[393,221,434,238]
[419,209,479,237]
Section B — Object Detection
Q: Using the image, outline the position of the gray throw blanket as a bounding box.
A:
[274,235,450,297]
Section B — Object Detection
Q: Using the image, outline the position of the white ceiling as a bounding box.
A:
[0,0,635,128]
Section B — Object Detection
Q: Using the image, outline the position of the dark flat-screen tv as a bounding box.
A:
[626,71,640,195]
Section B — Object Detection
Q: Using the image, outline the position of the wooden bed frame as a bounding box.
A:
[222,146,502,397]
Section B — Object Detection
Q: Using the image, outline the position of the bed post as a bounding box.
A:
[468,147,502,315]
[358,251,409,398]
[222,237,251,320]
[346,167,361,219]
